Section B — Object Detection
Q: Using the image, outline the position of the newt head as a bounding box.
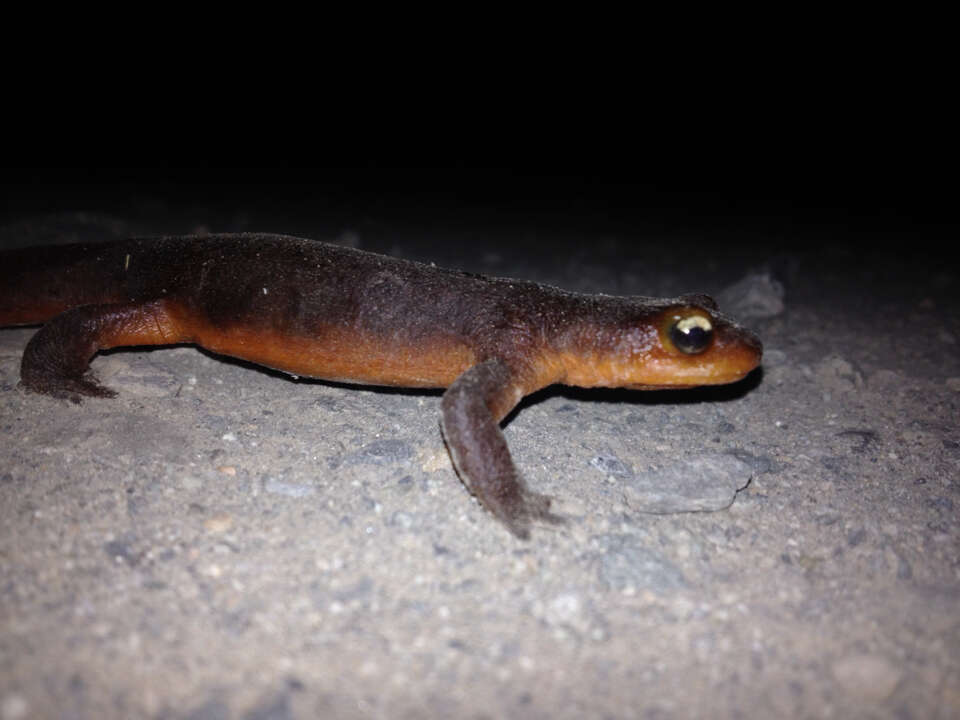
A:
[642,300,762,387]
[555,295,762,390]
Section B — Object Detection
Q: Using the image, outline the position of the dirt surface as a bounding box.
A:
[1,191,958,719]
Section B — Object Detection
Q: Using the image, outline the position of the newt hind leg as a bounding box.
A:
[441,359,563,539]
[20,300,183,403]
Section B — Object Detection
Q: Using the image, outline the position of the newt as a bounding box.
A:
[0,233,762,538]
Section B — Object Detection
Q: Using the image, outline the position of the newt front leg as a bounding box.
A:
[440,359,562,539]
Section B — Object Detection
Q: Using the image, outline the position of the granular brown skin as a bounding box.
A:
[0,234,762,538]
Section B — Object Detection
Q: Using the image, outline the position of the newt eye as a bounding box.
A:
[669,313,713,354]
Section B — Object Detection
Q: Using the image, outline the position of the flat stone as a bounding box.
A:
[623,454,752,513]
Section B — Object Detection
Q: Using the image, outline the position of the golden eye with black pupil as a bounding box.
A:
[669,314,713,354]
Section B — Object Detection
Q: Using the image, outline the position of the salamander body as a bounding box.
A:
[0,234,762,537]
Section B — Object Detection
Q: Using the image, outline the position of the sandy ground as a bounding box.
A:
[1,209,958,719]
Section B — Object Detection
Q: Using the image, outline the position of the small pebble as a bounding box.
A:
[832,653,901,701]
[204,514,234,533]
[1,694,29,720]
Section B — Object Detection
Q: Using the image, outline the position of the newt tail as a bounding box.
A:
[0,234,762,538]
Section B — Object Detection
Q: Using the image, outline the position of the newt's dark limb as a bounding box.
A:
[20,300,182,403]
[441,359,563,538]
